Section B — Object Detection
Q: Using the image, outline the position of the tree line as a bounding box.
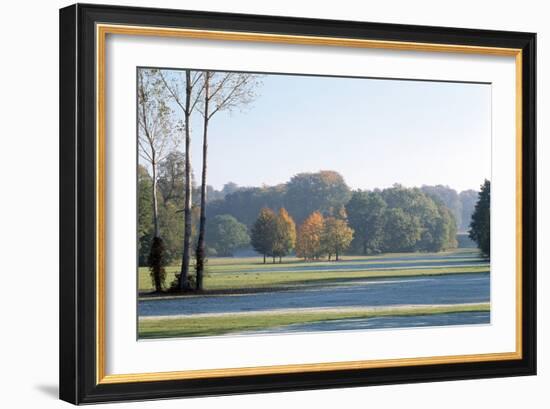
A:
[206,172,478,233]
[140,170,462,263]
[140,159,489,291]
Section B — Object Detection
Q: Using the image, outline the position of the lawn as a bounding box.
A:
[138,249,488,294]
[138,302,490,338]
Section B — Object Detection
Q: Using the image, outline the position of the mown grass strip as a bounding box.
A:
[139,265,489,294]
[138,303,490,338]
[138,249,487,291]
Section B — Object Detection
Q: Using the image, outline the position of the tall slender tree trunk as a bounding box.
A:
[195,73,210,291]
[150,159,163,293]
[151,159,159,238]
[178,70,192,291]
[263,254,266,264]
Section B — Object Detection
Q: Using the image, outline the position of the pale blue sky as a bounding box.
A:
[176,72,491,193]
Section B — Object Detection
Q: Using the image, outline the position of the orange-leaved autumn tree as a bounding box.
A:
[272,208,296,263]
[296,211,325,261]
[322,217,354,261]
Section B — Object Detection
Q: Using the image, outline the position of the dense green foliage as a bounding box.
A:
[381,208,422,252]
[469,180,491,256]
[207,170,351,226]
[346,191,386,254]
[345,185,457,254]
[138,166,154,266]
[205,215,250,256]
[421,185,462,228]
[207,185,287,227]
[138,159,198,267]
[421,185,478,232]
[250,208,278,263]
[285,171,351,224]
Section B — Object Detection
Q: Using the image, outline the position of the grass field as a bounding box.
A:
[138,249,488,294]
[139,303,490,338]
[137,249,489,338]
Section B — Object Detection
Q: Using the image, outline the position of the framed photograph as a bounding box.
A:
[59,3,536,404]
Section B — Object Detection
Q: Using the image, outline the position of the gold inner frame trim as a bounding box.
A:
[95,23,523,385]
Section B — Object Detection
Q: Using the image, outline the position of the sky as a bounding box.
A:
[151,71,491,193]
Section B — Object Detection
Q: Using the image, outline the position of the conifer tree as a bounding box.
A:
[469,180,491,257]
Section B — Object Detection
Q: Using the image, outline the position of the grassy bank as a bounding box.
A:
[138,303,490,338]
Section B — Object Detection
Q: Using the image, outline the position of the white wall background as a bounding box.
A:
[0,0,546,407]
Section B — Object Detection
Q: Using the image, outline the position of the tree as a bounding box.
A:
[205,171,351,228]
[296,211,325,260]
[137,165,154,266]
[418,204,458,252]
[469,180,490,256]
[206,185,225,202]
[251,208,277,263]
[380,185,457,253]
[206,184,287,227]
[322,217,354,261]
[158,69,202,291]
[421,185,462,229]
[157,200,184,264]
[272,208,297,263]
[157,150,190,205]
[195,72,261,290]
[346,191,386,254]
[438,205,458,249]
[286,171,351,224]
[137,69,178,292]
[148,237,167,293]
[381,208,422,252]
[206,215,250,256]
[222,182,240,196]
[459,189,479,232]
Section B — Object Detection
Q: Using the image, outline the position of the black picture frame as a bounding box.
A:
[60,3,536,404]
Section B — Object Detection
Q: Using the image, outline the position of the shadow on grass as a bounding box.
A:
[139,269,490,300]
